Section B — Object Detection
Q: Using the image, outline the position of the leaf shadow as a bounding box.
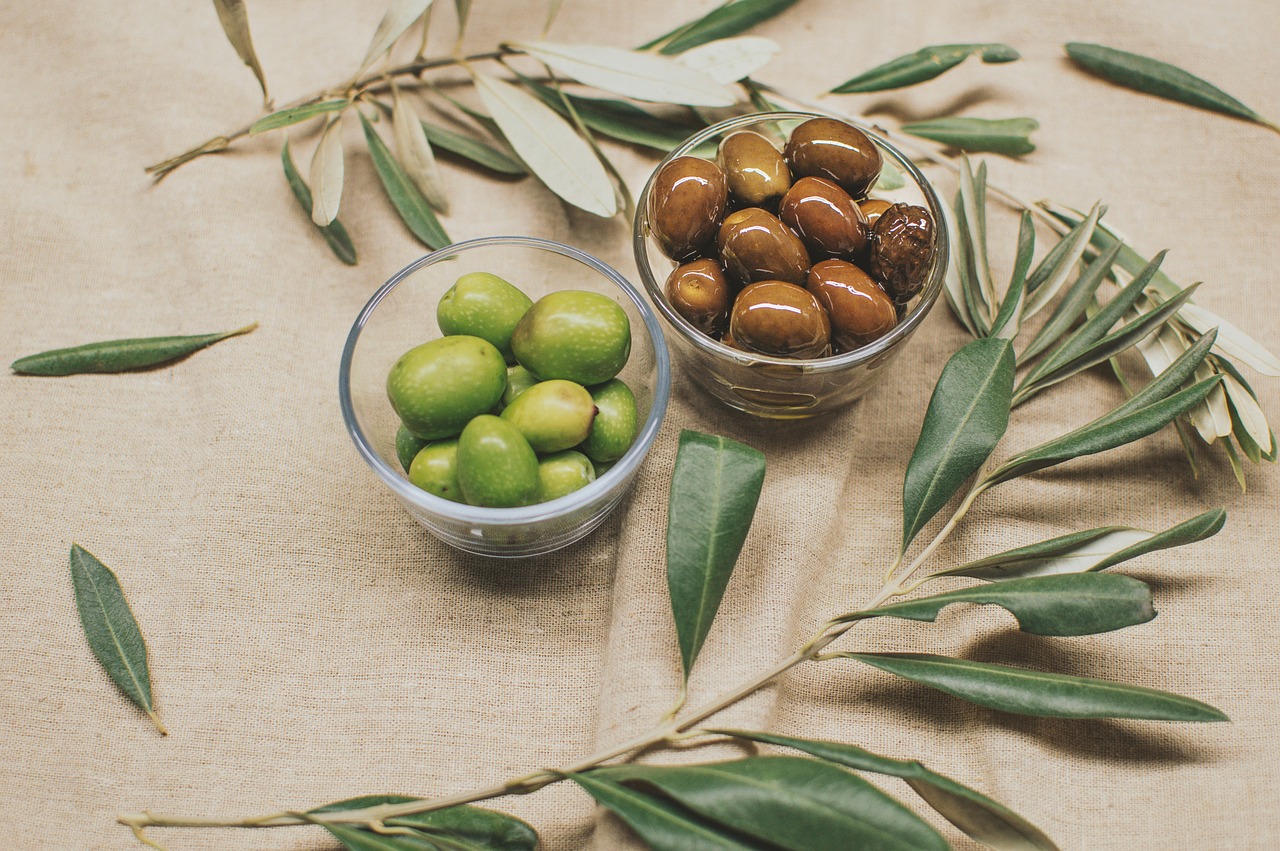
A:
[859,89,1003,124]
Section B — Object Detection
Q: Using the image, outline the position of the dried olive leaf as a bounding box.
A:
[1065,43,1279,133]
[211,0,269,103]
[358,113,451,249]
[250,99,350,136]
[392,87,448,212]
[471,71,616,217]
[513,40,735,107]
[831,43,1021,93]
[903,117,1039,157]
[846,653,1228,721]
[69,545,166,734]
[280,140,357,265]
[12,323,256,376]
[358,0,435,74]
[309,115,345,226]
[675,36,780,85]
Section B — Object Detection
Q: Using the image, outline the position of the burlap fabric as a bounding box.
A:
[4,1,1278,848]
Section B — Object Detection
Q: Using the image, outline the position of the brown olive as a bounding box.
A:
[718,131,792,208]
[777,176,868,260]
[869,203,936,303]
[648,156,728,261]
[858,198,893,226]
[717,207,810,287]
[729,280,831,359]
[784,118,882,199]
[806,259,896,351]
[665,259,732,336]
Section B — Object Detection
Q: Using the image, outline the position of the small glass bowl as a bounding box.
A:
[634,111,949,419]
[339,236,671,558]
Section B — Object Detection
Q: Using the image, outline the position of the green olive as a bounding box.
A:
[511,290,631,386]
[665,259,732,336]
[806,259,897,351]
[386,335,507,440]
[717,130,792,208]
[408,439,464,503]
[648,156,728,261]
[729,280,831,359]
[500,379,597,454]
[501,364,539,408]
[717,207,810,287]
[456,415,540,507]
[578,378,638,463]
[436,272,533,363]
[395,423,429,473]
[536,450,597,502]
[784,118,882,199]
[778,176,868,259]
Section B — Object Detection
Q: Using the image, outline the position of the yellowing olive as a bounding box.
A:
[784,118,882,199]
[717,207,810,287]
[729,280,831,358]
[777,176,868,260]
[806,259,897,351]
[869,203,936,303]
[647,156,728,261]
[717,130,792,208]
[858,198,893,226]
[666,259,732,335]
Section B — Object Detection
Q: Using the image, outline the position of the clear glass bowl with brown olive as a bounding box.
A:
[635,112,948,419]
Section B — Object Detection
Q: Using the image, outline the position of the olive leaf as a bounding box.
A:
[310,795,538,849]
[69,545,166,734]
[902,117,1038,157]
[590,757,949,851]
[874,159,905,191]
[1020,243,1118,361]
[952,188,990,334]
[845,653,1228,722]
[1065,43,1279,133]
[831,43,1020,93]
[936,508,1226,582]
[1220,366,1275,457]
[675,36,780,84]
[417,118,525,175]
[250,99,350,136]
[358,113,451,249]
[641,0,800,55]
[668,430,766,680]
[281,140,357,265]
[471,71,616,217]
[514,72,698,152]
[12,323,256,375]
[987,211,1034,341]
[1021,203,1101,319]
[713,730,1059,851]
[512,41,736,107]
[358,0,435,75]
[310,114,346,226]
[392,86,449,212]
[454,0,472,38]
[957,158,997,316]
[211,0,269,104]
[937,185,979,337]
[901,337,1015,552]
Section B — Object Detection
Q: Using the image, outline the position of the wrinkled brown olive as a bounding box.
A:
[666,259,732,336]
[648,156,728,261]
[784,118,882,199]
[858,198,893,226]
[717,208,810,287]
[806,259,897,351]
[718,131,792,208]
[729,280,831,359]
[869,203,936,303]
[778,176,868,260]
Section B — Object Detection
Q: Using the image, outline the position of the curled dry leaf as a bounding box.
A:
[211,0,269,103]
[392,87,448,212]
[513,40,736,107]
[310,115,345,226]
[358,0,435,75]
[675,36,780,85]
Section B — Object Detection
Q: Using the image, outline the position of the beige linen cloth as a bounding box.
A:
[4,1,1278,848]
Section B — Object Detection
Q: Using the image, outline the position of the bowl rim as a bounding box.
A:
[339,235,672,526]
[633,110,950,373]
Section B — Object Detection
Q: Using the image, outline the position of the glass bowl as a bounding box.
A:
[339,236,671,558]
[634,111,949,419]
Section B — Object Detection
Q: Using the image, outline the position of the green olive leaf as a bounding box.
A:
[12,323,256,376]
[901,337,1015,551]
[1065,43,1279,133]
[1020,243,1118,361]
[845,653,1228,721]
[310,795,538,850]
[1022,203,1102,320]
[211,0,269,104]
[69,545,166,734]
[419,119,526,175]
[250,99,350,136]
[831,43,1021,93]
[957,158,997,318]
[903,117,1039,157]
[513,71,699,152]
[713,730,1058,851]
[988,211,1035,340]
[668,430,766,680]
[281,140,357,265]
[641,0,801,55]
[358,112,451,249]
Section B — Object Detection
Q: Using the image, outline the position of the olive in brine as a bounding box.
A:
[717,130,792,208]
[784,118,882,199]
[858,198,893,226]
[869,203,936,303]
[717,208,810,287]
[806,259,897,351]
[778,176,868,260]
[648,156,728,261]
[665,259,732,336]
[729,280,831,359]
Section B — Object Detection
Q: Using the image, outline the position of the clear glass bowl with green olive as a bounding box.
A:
[340,236,671,558]
[634,112,948,419]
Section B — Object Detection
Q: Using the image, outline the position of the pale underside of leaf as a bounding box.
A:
[472,72,616,216]
[1222,371,1274,454]
[946,527,1152,580]
[514,40,736,107]
[674,36,780,84]
[211,0,269,102]
[393,87,448,212]
[359,0,435,74]
[1023,204,1100,319]
[310,116,345,225]
[937,187,978,336]
[958,158,997,316]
